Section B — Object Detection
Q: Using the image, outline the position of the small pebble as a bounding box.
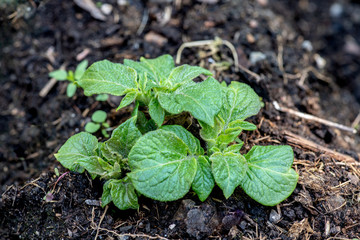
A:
[250,51,266,64]
[101,4,113,15]
[249,19,258,28]
[84,199,101,206]
[269,209,281,223]
[256,0,268,6]
[246,33,256,44]
[117,0,128,6]
[302,40,313,52]
[144,31,168,46]
[169,224,176,230]
[330,3,343,18]
[314,53,326,69]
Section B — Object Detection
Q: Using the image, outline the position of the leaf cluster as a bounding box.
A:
[49,60,88,97]
[55,55,298,209]
[85,110,110,137]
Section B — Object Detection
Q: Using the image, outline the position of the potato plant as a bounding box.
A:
[55,55,298,210]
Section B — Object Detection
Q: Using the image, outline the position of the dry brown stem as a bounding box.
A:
[283,131,357,164]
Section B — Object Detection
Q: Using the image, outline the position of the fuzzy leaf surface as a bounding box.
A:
[79,60,137,96]
[158,77,222,126]
[191,156,214,201]
[128,130,197,201]
[117,90,137,110]
[103,116,142,158]
[77,156,107,178]
[160,125,203,155]
[220,82,261,123]
[110,177,139,210]
[168,64,212,87]
[241,145,298,206]
[149,98,165,127]
[101,180,112,207]
[54,132,98,173]
[124,55,174,84]
[210,152,247,198]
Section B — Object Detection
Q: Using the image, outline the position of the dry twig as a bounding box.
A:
[137,8,149,35]
[273,101,357,134]
[39,78,57,97]
[96,227,169,240]
[94,205,108,240]
[176,38,239,71]
[283,131,357,163]
[351,111,360,129]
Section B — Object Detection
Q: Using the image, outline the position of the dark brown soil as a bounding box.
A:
[1,0,360,239]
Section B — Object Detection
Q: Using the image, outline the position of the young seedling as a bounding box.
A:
[85,110,110,138]
[49,60,88,97]
[55,55,298,210]
[95,94,109,102]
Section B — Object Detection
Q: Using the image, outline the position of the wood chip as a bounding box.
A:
[74,0,106,21]
[39,78,57,97]
[100,37,124,48]
[144,31,168,46]
[76,48,91,61]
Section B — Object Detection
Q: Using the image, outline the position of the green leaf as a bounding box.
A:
[199,82,261,148]
[217,129,242,147]
[137,72,153,92]
[241,145,298,206]
[140,55,174,83]
[128,130,197,201]
[85,122,101,133]
[223,143,244,153]
[55,133,107,179]
[104,116,142,158]
[238,121,257,130]
[97,157,113,172]
[192,156,214,201]
[117,91,137,110]
[160,125,203,155]
[92,110,107,123]
[101,180,112,207]
[68,70,75,81]
[100,142,122,166]
[54,132,98,173]
[101,129,109,138]
[158,77,223,126]
[228,120,257,131]
[210,152,247,198]
[74,60,89,80]
[66,83,77,97]
[78,156,107,178]
[220,82,261,123]
[124,54,174,84]
[49,69,68,80]
[110,177,139,210]
[167,64,212,87]
[79,60,137,96]
[96,94,109,101]
[149,98,165,127]
[199,117,224,142]
[124,60,159,87]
